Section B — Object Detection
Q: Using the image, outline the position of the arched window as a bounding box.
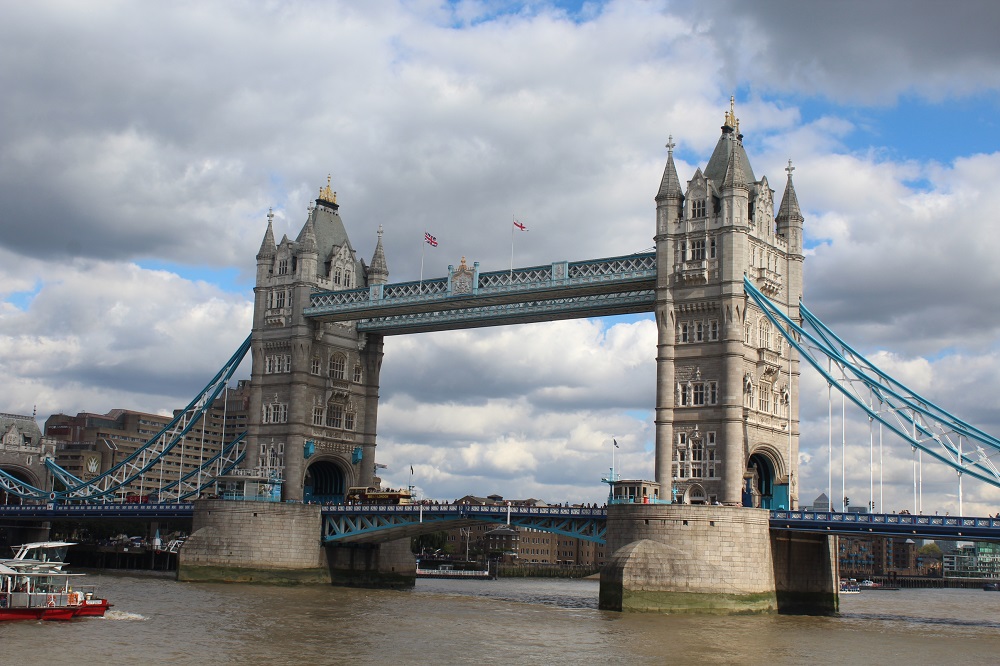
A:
[329,354,346,380]
[353,364,363,383]
[334,268,342,286]
[326,403,344,428]
[758,320,770,349]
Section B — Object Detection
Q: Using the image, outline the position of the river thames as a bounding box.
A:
[3,573,1000,664]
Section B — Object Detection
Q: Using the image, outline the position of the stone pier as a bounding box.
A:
[179,500,331,584]
[599,504,837,614]
[178,500,416,588]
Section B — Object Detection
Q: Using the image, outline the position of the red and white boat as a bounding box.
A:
[0,541,112,621]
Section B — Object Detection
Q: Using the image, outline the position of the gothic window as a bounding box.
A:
[263,402,288,424]
[691,239,706,261]
[312,406,324,426]
[278,259,289,275]
[709,320,719,341]
[334,268,342,286]
[758,320,771,349]
[326,403,344,428]
[709,381,718,404]
[353,365,363,383]
[273,289,286,309]
[776,334,784,354]
[710,237,717,258]
[680,323,689,343]
[694,322,704,342]
[265,355,290,374]
[329,354,346,380]
[692,199,706,218]
[679,240,687,262]
[693,383,705,405]
[691,440,704,478]
[759,383,771,413]
[311,356,321,375]
[344,270,352,288]
[745,323,752,345]
[345,410,355,431]
[259,442,285,470]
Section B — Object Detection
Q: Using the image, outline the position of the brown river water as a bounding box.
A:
[3,573,1000,665]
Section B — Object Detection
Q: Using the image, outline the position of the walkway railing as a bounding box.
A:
[304,252,657,329]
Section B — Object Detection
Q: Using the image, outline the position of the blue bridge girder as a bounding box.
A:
[321,504,608,544]
[5,502,999,544]
[302,252,657,333]
[0,502,195,520]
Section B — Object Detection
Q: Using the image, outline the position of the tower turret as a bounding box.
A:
[256,209,277,283]
[368,225,389,286]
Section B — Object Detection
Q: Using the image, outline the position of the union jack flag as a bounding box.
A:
[424,232,438,247]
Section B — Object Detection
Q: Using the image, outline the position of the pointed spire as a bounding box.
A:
[723,134,747,189]
[777,159,803,222]
[655,135,683,201]
[300,215,318,255]
[257,208,277,260]
[368,225,389,285]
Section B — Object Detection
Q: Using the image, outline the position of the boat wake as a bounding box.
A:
[102,610,147,621]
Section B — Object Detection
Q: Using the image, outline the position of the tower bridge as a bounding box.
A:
[9,100,998,612]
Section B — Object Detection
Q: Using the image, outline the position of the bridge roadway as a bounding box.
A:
[2,503,1000,544]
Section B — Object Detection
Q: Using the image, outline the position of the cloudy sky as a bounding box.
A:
[3,0,1000,514]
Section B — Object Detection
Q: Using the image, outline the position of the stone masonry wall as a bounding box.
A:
[178,500,329,583]
[600,504,777,613]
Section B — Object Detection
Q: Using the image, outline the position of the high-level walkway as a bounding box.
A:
[303,252,656,333]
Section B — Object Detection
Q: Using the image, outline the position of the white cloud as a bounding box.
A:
[1,1,1000,513]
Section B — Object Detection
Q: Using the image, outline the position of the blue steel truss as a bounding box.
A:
[745,277,1000,489]
[0,336,252,503]
[321,504,607,544]
[304,252,656,332]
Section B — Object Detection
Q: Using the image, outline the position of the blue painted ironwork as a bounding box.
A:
[321,504,607,544]
[0,502,194,520]
[744,277,1000,489]
[770,510,1000,541]
[0,335,252,502]
[304,252,656,330]
[356,290,656,333]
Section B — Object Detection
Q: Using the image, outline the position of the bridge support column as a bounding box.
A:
[178,500,331,584]
[600,505,838,614]
[770,530,839,614]
[324,539,416,589]
[600,504,777,613]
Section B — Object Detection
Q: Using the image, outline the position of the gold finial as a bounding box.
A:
[724,96,739,132]
[319,174,337,204]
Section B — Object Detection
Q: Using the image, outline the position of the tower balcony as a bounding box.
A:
[264,308,291,327]
[676,259,708,285]
[757,348,781,373]
[753,267,782,296]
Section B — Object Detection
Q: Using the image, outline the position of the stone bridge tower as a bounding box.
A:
[653,100,804,509]
[248,180,389,502]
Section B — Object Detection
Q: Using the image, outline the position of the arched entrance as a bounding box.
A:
[303,460,346,504]
[744,453,776,509]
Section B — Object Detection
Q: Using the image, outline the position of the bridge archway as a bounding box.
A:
[0,467,39,505]
[744,446,785,510]
[683,483,707,505]
[303,459,348,504]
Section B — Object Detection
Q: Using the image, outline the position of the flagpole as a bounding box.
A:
[509,214,515,284]
[419,233,425,293]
